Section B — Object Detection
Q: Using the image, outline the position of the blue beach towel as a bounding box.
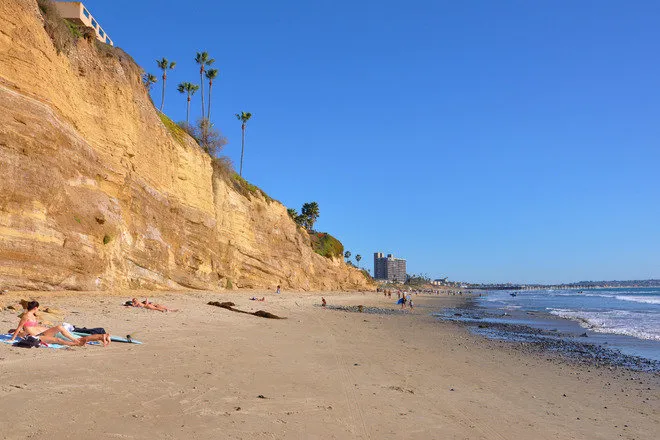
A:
[1,333,67,349]
[1,333,142,348]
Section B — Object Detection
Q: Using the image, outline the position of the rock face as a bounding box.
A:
[0,0,371,291]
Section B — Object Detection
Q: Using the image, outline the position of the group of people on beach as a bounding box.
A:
[7,295,181,348]
[8,287,287,349]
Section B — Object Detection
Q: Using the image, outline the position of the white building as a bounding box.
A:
[54,2,113,46]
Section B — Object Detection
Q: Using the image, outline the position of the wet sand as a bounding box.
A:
[0,290,657,439]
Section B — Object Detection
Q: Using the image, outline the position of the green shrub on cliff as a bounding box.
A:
[37,0,77,54]
[309,232,344,259]
[159,113,186,146]
[230,174,276,204]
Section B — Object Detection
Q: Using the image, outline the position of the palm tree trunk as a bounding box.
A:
[160,73,166,112]
[200,69,205,120]
[186,96,190,124]
[239,124,245,176]
[207,81,212,120]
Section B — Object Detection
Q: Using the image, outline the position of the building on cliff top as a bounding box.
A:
[373,252,407,283]
[54,2,113,46]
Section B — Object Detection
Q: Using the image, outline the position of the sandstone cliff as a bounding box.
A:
[0,0,372,291]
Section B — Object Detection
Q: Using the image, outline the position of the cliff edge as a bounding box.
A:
[0,0,372,291]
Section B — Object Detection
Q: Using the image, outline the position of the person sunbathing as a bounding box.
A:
[127,298,177,312]
[9,301,110,347]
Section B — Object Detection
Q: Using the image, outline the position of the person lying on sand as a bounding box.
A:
[249,297,265,301]
[9,301,110,347]
[126,298,178,312]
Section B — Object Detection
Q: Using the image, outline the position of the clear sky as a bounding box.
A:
[83,0,659,284]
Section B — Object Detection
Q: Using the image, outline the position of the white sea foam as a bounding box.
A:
[615,295,660,305]
[549,308,660,341]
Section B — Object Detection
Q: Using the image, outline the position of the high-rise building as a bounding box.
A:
[373,252,407,282]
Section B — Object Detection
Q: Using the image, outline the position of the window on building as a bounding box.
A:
[99,29,105,38]
[83,8,90,18]
[91,19,97,29]
[107,39,113,46]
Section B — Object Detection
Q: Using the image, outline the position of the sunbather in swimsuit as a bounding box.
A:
[10,301,111,347]
[128,298,178,312]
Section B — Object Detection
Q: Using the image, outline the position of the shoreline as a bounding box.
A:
[432,295,660,372]
[1,290,658,439]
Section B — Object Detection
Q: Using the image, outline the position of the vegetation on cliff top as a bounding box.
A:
[309,232,344,259]
[230,173,277,204]
[37,0,77,54]
[158,113,187,146]
[37,0,140,79]
[287,202,320,230]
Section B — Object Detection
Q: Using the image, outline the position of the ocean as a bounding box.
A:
[481,287,660,341]
[433,287,660,370]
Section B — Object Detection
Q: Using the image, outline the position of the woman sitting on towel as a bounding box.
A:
[9,301,111,347]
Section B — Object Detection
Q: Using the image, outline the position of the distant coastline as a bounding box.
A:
[466,279,660,291]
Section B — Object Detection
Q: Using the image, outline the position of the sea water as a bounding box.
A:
[477,287,660,362]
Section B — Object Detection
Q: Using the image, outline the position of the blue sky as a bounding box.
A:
[84,0,659,284]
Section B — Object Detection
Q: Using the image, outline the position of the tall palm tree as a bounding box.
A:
[205,68,219,120]
[301,202,320,230]
[142,73,157,92]
[235,111,252,176]
[195,52,215,120]
[177,82,199,125]
[156,58,176,112]
[355,254,362,268]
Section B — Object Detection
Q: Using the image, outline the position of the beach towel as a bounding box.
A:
[1,334,67,349]
[2,333,142,347]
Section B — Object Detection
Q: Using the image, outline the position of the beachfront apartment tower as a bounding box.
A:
[54,2,113,46]
[373,253,407,283]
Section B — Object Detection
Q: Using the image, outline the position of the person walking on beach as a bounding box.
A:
[276,285,281,294]
[409,299,414,310]
[321,297,326,307]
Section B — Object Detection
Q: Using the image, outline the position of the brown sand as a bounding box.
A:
[0,290,657,439]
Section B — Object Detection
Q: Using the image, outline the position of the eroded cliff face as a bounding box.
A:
[0,0,371,291]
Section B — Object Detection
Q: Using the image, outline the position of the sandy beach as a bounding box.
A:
[0,290,657,440]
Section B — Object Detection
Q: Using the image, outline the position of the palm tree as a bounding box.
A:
[356,254,362,268]
[195,52,215,119]
[177,82,199,125]
[301,202,320,230]
[205,68,219,120]
[156,58,176,112]
[142,73,157,92]
[344,251,351,261]
[235,111,252,176]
